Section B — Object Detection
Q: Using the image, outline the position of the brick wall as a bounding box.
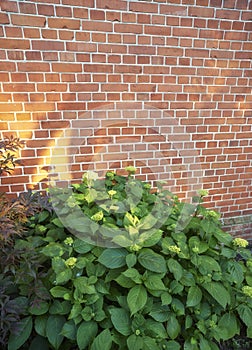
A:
[0,0,251,237]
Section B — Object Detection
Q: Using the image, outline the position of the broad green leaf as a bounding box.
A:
[29,335,49,350]
[35,315,47,337]
[127,334,144,350]
[167,314,180,339]
[38,210,50,223]
[73,239,93,253]
[8,316,33,350]
[115,274,135,288]
[55,268,72,284]
[149,303,170,322]
[142,336,160,350]
[167,258,183,280]
[127,285,147,315]
[50,286,71,299]
[98,248,127,268]
[237,304,252,327]
[126,253,137,268]
[73,277,96,294]
[110,308,131,336]
[123,268,142,284]
[144,274,167,291]
[161,292,172,305]
[227,261,244,284]
[60,320,76,340]
[145,319,167,339]
[52,217,65,227]
[138,248,167,273]
[199,337,212,350]
[90,329,112,350]
[186,286,202,307]
[77,321,98,350]
[41,243,65,257]
[166,340,181,350]
[213,228,233,245]
[29,301,49,315]
[203,282,230,309]
[142,229,163,247]
[49,300,71,315]
[46,315,65,349]
[197,255,221,274]
[112,235,133,247]
[189,236,208,254]
[218,313,239,340]
[171,298,185,316]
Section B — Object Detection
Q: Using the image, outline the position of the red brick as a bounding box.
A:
[11,14,46,27]
[0,12,9,24]
[52,63,82,72]
[0,38,30,49]
[48,18,80,30]
[216,9,240,20]
[160,5,186,15]
[37,4,55,16]
[173,27,198,37]
[96,0,127,10]
[0,0,19,13]
[188,7,214,17]
[19,2,36,14]
[129,2,158,13]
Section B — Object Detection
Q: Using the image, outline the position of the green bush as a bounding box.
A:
[1,169,252,350]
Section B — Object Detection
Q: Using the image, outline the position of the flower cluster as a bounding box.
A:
[198,189,209,197]
[242,286,252,298]
[91,211,104,222]
[65,257,77,268]
[167,245,181,254]
[64,237,74,246]
[125,166,137,174]
[232,237,249,248]
[108,190,117,198]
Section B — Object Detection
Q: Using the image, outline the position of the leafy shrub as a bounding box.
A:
[2,170,252,350]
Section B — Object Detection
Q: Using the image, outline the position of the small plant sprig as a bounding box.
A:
[0,136,24,175]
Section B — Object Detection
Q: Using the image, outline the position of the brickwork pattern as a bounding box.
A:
[0,0,251,235]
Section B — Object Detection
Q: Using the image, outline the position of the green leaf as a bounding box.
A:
[29,335,49,350]
[203,282,230,308]
[186,286,202,307]
[29,301,49,315]
[49,300,71,315]
[34,316,47,337]
[144,274,167,291]
[90,329,112,350]
[110,308,131,336]
[167,314,181,339]
[123,268,142,284]
[38,210,50,223]
[55,268,72,284]
[8,316,33,350]
[73,239,93,253]
[145,319,167,339]
[161,292,172,305]
[166,340,181,350]
[126,253,137,268]
[50,286,71,299]
[138,248,167,273]
[77,321,98,350]
[218,313,239,340]
[197,255,221,274]
[167,258,183,280]
[127,285,147,315]
[46,315,65,349]
[149,303,170,322]
[127,334,144,350]
[52,217,65,227]
[98,248,128,268]
[142,336,160,350]
[227,261,244,284]
[60,320,76,340]
[237,304,252,327]
[41,243,65,257]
